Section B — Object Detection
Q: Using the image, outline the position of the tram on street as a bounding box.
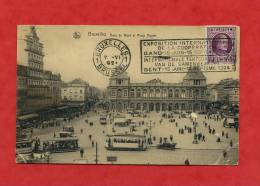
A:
[105,134,147,151]
[63,125,74,133]
[100,114,107,125]
[45,137,80,153]
[113,117,129,127]
[16,138,33,154]
[16,138,50,163]
[56,131,75,138]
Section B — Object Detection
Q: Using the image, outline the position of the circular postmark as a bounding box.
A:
[212,33,233,56]
[93,38,131,77]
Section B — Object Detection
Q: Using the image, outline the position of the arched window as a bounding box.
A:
[149,89,154,97]
[181,103,186,110]
[188,89,193,97]
[175,103,179,110]
[194,89,200,98]
[155,89,160,97]
[143,103,147,110]
[130,103,134,109]
[130,89,135,97]
[168,89,173,98]
[175,89,179,98]
[137,89,141,97]
[181,89,186,98]
[142,89,147,97]
[162,89,167,98]
[136,103,141,110]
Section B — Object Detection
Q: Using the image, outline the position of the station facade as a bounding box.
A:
[107,67,208,112]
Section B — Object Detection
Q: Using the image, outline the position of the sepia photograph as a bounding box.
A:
[16,25,239,165]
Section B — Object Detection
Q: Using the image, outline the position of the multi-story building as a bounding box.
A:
[61,79,89,102]
[107,67,207,112]
[223,80,239,106]
[207,79,239,106]
[17,26,62,115]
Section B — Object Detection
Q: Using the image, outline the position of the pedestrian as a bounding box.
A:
[92,141,95,148]
[89,134,92,140]
[80,128,83,134]
[212,129,215,135]
[176,122,178,127]
[202,135,205,142]
[223,150,227,158]
[160,137,162,144]
[184,158,190,165]
[222,131,224,137]
[226,132,229,139]
[170,135,173,142]
[217,137,221,142]
[80,148,84,158]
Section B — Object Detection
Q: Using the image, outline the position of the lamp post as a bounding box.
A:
[192,87,198,144]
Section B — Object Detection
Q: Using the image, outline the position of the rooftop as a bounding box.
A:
[183,67,206,80]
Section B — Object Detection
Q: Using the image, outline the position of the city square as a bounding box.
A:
[29,110,238,165]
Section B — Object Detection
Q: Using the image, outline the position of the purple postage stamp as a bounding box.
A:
[207,27,236,65]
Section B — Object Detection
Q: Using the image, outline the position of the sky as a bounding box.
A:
[17,25,239,89]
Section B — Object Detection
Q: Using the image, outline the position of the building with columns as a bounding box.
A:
[107,67,207,112]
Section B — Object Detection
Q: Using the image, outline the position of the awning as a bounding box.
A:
[17,113,39,120]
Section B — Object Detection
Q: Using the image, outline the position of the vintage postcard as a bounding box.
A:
[16,25,239,165]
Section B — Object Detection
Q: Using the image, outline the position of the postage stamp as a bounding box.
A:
[93,38,131,77]
[207,26,236,65]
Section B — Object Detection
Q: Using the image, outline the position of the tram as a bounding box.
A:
[45,137,80,153]
[105,134,147,151]
[100,114,107,125]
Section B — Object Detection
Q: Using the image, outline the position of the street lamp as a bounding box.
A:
[192,87,198,144]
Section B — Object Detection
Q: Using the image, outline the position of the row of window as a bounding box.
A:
[111,102,205,110]
[29,69,42,78]
[110,89,205,98]
[29,61,42,70]
[28,51,42,61]
[63,89,83,94]
[26,78,60,86]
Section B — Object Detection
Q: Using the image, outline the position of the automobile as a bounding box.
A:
[157,142,177,150]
